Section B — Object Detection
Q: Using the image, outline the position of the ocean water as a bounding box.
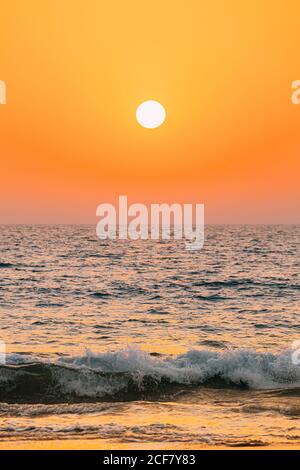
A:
[0,224,299,448]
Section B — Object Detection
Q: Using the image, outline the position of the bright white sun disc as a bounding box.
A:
[136,101,166,128]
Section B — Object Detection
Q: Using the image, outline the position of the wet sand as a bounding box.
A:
[0,440,299,450]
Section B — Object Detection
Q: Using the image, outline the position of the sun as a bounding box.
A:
[136,100,166,129]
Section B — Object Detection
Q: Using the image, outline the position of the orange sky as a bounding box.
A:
[0,0,299,223]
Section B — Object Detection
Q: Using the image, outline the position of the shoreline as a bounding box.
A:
[0,440,299,451]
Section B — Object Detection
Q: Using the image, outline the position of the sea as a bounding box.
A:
[0,224,299,448]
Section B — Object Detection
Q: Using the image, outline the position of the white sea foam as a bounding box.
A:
[59,348,300,389]
[2,348,300,402]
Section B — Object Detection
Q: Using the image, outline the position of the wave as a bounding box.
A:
[1,348,300,403]
[192,279,300,291]
[0,262,14,269]
[0,421,270,446]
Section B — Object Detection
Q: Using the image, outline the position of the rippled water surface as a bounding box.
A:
[0,225,299,448]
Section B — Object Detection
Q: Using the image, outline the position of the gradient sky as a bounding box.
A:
[0,0,299,223]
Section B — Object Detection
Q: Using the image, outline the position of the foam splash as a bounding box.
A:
[1,348,300,403]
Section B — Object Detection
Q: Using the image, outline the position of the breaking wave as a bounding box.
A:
[1,348,300,403]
